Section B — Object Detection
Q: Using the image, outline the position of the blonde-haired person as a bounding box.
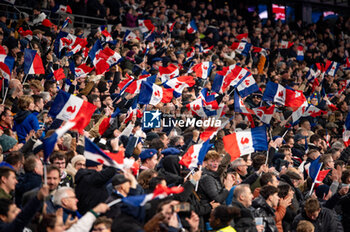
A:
[13,95,42,144]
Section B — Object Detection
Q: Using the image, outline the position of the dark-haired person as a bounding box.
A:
[292,198,340,232]
[0,185,49,232]
[209,205,240,232]
[49,152,74,188]
[0,167,17,200]
[251,185,280,232]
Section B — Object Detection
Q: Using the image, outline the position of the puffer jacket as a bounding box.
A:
[197,168,229,204]
[231,200,257,232]
[291,207,340,232]
[13,110,40,144]
[250,196,278,232]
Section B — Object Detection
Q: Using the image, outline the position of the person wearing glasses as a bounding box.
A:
[50,152,74,188]
[52,187,81,224]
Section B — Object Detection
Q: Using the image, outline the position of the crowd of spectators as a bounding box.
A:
[0,0,349,232]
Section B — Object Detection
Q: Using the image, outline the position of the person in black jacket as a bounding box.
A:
[0,185,49,232]
[250,185,279,232]
[292,198,340,232]
[232,184,263,232]
[75,161,117,214]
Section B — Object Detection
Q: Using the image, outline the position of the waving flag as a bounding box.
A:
[325,60,340,77]
[52,4,72,14]
[305,64,322,83]
[280,40,293,49]
[186,98,207,118]
[138,81,173,105]
[168,21,176,32]
[191,62,213,79]
[200,88,219,112]
[62,17,72,29]
[202,45,214,54]
[43,121,76,161]
[159,64,179,83]
[0,45,15,80]
[138,19,155,33]
[199,118,232,142]
[304,105,327,117]
[234,91,254,114]
[123,30,140,43]
[296,46,304,61]
[18,27,32,40]
[98,26,114,43]
[236,33,248,41]
[343,111,350,147]
[187,20,198,34]
[99,108,120,135]
[186,47,195,62]
[48,90,96,122]
[74,64,93,78]
[304,156,322,182]
[263,82,286,105]
[121,184,184,207]
[84,137,122,168]
[24,49,45,75]
[93,47,122,75]
[179,140,211,169]
[212,65,250,94]
[231,42,252,56]
[163,75,195,98]
[223,126,268,161]
[53,68,66,81]
[60,33,87,57]
[272,4,286,20]
[341,57,350,71]
[124,98,142,124]
[235,73,259,97]
[253,105,275,125]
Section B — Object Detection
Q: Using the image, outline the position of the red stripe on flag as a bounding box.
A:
[223,133,241,161]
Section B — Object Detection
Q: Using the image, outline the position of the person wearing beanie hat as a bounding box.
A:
[66,155,86,179]
[0,134,20,153]
[139,149,158,173]
[75,158,117,214]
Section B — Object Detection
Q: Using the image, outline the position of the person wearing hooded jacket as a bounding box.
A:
[13,95,41,144]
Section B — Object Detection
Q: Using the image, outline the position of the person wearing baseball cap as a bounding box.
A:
[139,149,158,173]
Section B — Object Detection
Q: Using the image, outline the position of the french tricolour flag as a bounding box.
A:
[231,42,252,56]
[304,156,330,185]
[74,64,93,78]
[341,57,350,71]
[186,98,209,118]
[263,82,286,106]
[48,90,96,123]
[212,65,250,94]
[99,108,120,136]
[24,49,45,75]
[0,45,14,80]
[159,64,179,83]
[163,75,195,98]
[52,4,72,14]
[234,91,254,115]
[296,46,304,61]
[223,126,268,161]
[325,60,340,77]
[84,137,123,169]
[280,40,293,49]
[138,81,173,105]
[304,105,327,117]
[18,27,33,41]
[123,30,140,43]
[305,64,321,83]
[121,184,184,207]
[179,140,211,169]
[60,33,88,57]
[191,62,213,79]
[43,121,76,161]
[236,33,248,41]
[187,20,198,34]
[253,105,275,125]
[235,73,259,98]
[98,26,114,43]
[93,47,122,75]
[138,19,155,33]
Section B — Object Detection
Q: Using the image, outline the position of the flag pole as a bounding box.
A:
[43,162,47,185]
[2,86,8,105]
[195,165,201,192]
[307,162,323,197]
[22,74,29,84]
